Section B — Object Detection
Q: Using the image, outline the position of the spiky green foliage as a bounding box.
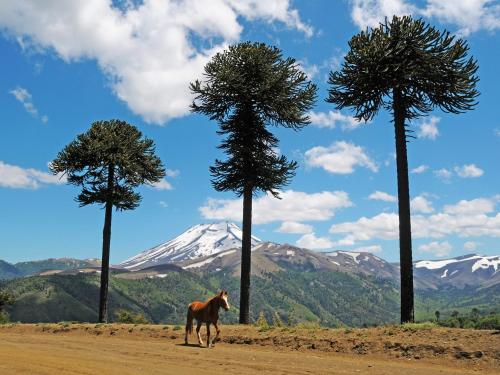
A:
[190,42,317,197]
[327,16,478,324]
[327,15,479,122]
[191,42,317,324]
[50,120,165,210]
[0,291,15,312]
[50,120,165,322]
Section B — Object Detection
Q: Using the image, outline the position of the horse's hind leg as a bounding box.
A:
[196,321,204,346]
[185,311,193,345]
[206,322,211,348]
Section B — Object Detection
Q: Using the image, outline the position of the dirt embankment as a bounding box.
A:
[0,323,498,374]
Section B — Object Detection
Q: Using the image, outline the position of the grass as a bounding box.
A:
[401,322,437,331]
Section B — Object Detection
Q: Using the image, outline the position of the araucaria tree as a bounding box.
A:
[191,42,317,324]
[50,120,165,322]
[327,16,478,323]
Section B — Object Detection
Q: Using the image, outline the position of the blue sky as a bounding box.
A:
[1,0,499,264]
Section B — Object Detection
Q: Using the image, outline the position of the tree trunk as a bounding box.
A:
[239,184,253,324]
[393,88,414,324]
[98,164,114,323]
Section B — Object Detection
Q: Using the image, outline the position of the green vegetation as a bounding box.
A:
[0,290,15,323]
[327,15,478,323]
[50,120,166,323]
[115,310,150,324]
[191,42,317,324]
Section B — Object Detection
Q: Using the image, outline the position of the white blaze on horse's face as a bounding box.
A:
[222,294,230,311]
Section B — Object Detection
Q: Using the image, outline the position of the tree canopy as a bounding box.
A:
[191,41,317,197]
[327,15,479,122]
[50,119,165,210]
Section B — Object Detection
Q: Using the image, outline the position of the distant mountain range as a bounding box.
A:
[1,222,499,325]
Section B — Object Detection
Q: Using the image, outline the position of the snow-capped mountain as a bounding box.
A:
[414,254,500,288]
[119,222,261,271]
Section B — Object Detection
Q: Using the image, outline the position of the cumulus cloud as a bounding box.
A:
[454,164,484,178]
[421,0,500,35]
[296,232,333,250]
[411,165,429,174]
[349,0,500,35]
[411,195,434,214]
[434,168,452,180]
[369,191,397,202]
[417,116,440,140]
[350,0,415,30]
[418,241,452,257]
[308,110,366,131]
[276,221,313,234]
[443,198,494,215]
[353,244,382,253]
[200,190,353,224]
[0,0,312,124]
[463,241,478,251]
[0,161,65,189]
[329,197,500,246]
[149,169,179,190]
[9,87,48,123]
[304,141,378,174]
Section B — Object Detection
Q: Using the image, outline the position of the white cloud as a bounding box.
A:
[369,191,397,202]
[463,241,478,251]
[434,168,452,180]
[418,241,452,258]
[443,198,494,215]
[411,165,429,174]
[296,233,333,250]
[353,244,382,253]
[298,60,319,79]
[149,168,179,190]
[165,169,180,178]
[0,1,312,124]
[9,86,48,122]
[200,190,353,224]
[0,161,65,189]
[495,128,500,137]
[411,195,434,214]
[421,0,500,35]
[159,201,168,208]
[454,164,484,178]
[276,221,313,234]
[350,0,415,30]
[329,197,500,245]
[308,110,366,131]
[349,0,500,35]
[151,179,173,190]
[417,116,440,140]
[304,141,378,174]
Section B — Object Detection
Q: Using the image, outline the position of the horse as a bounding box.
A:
[185,290,230,348]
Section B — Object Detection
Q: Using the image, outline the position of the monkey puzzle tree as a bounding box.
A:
[191,42,317,324]
[50,120,165,322]
[327,16,478,323]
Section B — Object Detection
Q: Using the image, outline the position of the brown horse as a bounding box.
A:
[185,290,230,348]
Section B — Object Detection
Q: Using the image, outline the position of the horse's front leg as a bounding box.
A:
[212,321,221,345]
[206,322,211,348]
[196,321,204,346]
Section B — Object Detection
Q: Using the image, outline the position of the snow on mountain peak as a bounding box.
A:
[119,222,261,270]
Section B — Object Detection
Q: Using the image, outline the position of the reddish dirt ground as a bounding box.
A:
[0,323,498,374]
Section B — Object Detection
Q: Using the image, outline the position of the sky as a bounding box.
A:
[0,0,499,264]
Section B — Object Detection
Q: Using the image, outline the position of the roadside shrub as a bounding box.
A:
[115,310,150,324]
[0,311,9,324]
[254,311,270,331]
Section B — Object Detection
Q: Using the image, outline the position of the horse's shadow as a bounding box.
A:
[177,343,206,348]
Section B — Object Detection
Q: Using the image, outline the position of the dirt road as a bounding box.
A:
[0,324,498,374]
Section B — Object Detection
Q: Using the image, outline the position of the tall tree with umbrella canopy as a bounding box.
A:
[191,42,317,324]
[327,16,479,323]
[50,120,165,322]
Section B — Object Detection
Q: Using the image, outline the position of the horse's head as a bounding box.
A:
[219,290,230,311]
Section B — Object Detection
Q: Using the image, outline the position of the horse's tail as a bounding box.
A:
[185,305,193,334]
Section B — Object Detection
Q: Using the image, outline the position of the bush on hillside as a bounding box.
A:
[115,310,150,324]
